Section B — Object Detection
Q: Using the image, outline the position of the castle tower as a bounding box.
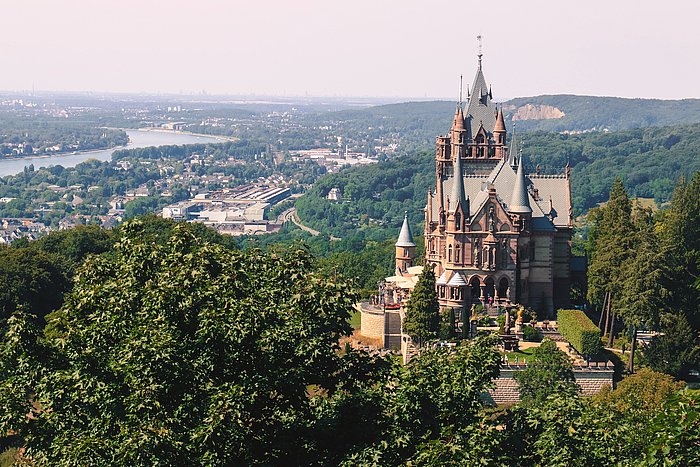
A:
[424,51,573,316]
[395,212,416,274]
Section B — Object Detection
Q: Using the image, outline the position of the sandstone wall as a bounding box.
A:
[360,307,385,346]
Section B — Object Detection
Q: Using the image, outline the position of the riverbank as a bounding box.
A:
[0,130,225,177]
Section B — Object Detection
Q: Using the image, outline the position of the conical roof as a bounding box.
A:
[395,212,416,247]
[452,105,465,131]
[494,107,506,132]
[509,153,532,214]
[449,154,467,212]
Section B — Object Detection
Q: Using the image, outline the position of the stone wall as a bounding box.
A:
[359,305,385,346]
[487,365,614,405]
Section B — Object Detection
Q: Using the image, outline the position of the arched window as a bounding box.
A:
[455,212,461,229]
[448,245,453,262]
[455,244,461,263]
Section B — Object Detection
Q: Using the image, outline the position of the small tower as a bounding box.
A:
[509,151,532,232]
[493,107,507,158]
[395,212,416,274]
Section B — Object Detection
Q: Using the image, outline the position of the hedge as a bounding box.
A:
[557,309,602,357]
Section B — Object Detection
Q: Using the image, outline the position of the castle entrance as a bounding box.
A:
[469,276,481,302]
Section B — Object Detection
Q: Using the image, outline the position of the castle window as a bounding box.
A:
[404,248,409,257]
[455,212,461,229]
[455,244,461,263]
[448,245,453,262]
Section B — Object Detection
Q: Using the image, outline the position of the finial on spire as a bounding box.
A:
[477,35,483,68]
[459,74,463,105]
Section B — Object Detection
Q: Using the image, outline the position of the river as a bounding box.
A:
[0,130,225,177]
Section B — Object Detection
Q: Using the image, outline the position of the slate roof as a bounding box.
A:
[465,63,497,137]
[434,159,570,231]
[395,213,416,247]
[509,154,532,214]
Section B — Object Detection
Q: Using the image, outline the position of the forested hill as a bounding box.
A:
[296,121,700,238]
[504,95,700,132]
[309,96,700,147]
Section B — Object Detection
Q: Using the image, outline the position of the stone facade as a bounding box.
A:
[425,57,573,318]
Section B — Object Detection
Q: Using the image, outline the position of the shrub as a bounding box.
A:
[557,309,602,356]
[523,325,543,342]
[497,314,506,334]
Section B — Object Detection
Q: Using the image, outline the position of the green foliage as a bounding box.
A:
[595,368,684,412]
[348,334,502,465]
[295,150,433,239]
[643,314,700,380]
[557,309,602,357]
[514,339,577,405]
[0,247,70,322]
[522,325,542,342]
[31,224,114,272]
[6,220,384,465]
[587,177,634,309]
[402,266,439,347]
[643,392,700,466]
[660,172,700,330]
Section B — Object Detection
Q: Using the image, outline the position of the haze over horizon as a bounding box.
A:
[2,0,699,100]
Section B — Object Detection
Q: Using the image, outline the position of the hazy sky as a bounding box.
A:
[2,0,699,99]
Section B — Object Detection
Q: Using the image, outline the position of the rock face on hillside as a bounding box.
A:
[507,104,565,121]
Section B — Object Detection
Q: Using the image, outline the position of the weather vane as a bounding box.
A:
[477,35,483,65]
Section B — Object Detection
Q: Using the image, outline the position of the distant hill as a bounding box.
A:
[315,96,700,143]
[503,95,700,132]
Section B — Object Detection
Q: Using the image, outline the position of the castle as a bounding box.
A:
[397,54,573,317]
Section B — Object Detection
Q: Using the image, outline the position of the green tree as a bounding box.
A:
[660,172,700,331]
[587,177,634,345]
[643,314,700,379]
[0,248,70,322]
[617,206,664,372]
[7,220,376,465]
[402,266,440,347]
[514,339,577,405]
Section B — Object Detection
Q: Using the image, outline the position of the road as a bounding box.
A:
[280,208,341,241]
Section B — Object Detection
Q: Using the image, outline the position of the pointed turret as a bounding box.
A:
[449,153,468,212]
[395,212,416,247]
[494,107,506,147]
[494,107,506,132]
[451,105,465,131]
[509,152,532,214]
[395,212,416,273]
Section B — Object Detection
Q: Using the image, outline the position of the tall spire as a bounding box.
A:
[509,151,532,214]
[396,212,416,247]
[477,35,483,69]
[449,153,467,212]
[509,122,518,168]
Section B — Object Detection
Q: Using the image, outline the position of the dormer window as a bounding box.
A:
[455,212,461,230]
